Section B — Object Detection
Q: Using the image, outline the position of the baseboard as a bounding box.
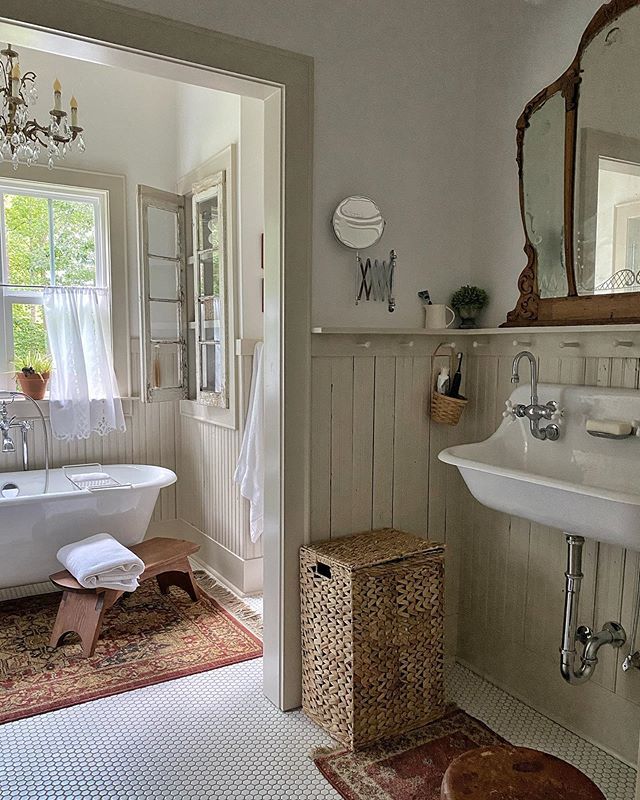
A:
[147,518,263,596]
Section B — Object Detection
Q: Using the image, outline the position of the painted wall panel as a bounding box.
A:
[310,332,640,764]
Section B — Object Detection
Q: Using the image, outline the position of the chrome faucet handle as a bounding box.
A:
[503,400,516,419]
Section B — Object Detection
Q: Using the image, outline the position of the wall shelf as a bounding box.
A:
[311,324,640,336]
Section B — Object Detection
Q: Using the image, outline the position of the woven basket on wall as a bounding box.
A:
[430,342,468,426]
[300,528,446,750]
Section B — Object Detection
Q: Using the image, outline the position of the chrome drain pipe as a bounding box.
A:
[560,534,626,685]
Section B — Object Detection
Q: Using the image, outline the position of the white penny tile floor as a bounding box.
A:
[0,618,635,800]
[0,657,340,800]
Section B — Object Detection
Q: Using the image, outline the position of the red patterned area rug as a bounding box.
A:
[314,709,507,800]
[0,581,262,724]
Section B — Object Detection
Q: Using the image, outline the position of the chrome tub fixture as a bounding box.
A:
[510,351,562,441]
[560,534,626,684]
[0,43,85,170]
[0,391,50,494]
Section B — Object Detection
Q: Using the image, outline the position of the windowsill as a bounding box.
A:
[180,398,238,430]
[3,396,135,419]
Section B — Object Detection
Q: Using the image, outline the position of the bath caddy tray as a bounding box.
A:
[63,463,130,492]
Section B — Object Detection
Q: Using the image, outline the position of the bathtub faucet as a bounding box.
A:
[0,391,44,494]
[0,400,33,467]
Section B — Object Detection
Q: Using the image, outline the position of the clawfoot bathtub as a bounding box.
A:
[0,464,176,588]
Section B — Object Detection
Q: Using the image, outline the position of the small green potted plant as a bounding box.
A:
[450,285,489,329]
[13,352,53,400]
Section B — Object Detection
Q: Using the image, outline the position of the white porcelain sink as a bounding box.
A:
[439,383,640,549]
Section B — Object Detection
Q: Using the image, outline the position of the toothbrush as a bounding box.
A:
[449,352,464,397]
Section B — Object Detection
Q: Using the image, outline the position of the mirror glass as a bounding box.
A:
[575,6,640,295]
[332,196,385,250]
[523,92,567,298]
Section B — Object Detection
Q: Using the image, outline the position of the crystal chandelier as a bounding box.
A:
[0,43,85,170]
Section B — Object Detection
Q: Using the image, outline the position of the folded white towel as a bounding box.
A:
[56,533,145,592]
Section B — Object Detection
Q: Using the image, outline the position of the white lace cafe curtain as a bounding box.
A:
[43,286,125,441]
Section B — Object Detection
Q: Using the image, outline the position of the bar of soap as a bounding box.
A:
[586,419,633,436]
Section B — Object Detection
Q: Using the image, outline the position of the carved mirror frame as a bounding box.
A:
[503,0,640,327]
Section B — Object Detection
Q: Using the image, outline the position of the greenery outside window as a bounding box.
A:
[0,179,109,391]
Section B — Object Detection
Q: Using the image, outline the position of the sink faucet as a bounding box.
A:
[511,351,561,441]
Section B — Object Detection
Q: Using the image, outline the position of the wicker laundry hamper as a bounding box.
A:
[300,528,445,749]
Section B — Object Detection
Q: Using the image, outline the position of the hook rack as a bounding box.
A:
[355,250,397,313]
[472,341,487,349]
[512,339,532,347]
[615,339,634,348]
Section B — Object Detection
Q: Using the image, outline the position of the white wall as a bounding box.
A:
[175,86,240,179]
[106,0,482,329]
[17,47,179,347]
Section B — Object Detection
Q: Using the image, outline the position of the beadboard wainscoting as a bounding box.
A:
[0,398,178,524]
[311,330,640,766]
[310,334,470,670]
[176,349,263,595]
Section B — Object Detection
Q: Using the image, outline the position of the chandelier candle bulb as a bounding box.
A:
[53,78,61,111]
[70,96,78,127]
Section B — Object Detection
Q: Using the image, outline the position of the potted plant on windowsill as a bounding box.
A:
[14,352,53,400]
[450,285,489,329]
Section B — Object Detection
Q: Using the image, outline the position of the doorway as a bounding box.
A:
[0,0,313,711]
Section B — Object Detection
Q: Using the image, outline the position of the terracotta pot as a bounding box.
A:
[16,372,50,401]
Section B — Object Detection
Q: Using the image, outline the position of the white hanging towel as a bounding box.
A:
[56,533,145,592]
[234,342,264,542]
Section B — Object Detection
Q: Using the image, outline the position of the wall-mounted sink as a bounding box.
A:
[440,381,639,686]
[439,383,640,551]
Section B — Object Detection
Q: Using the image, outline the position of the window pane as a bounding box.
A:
[148,207,178,258]
[12,303,48,364]
[149,256,179,300]
[52,199,97,286]
[200,342,224,394]
[198,250,221,297]
[5,194,51,286]
[152,343,182,389]
[196,194,219,252]
[149,300,180,340]
[199,296,222,343]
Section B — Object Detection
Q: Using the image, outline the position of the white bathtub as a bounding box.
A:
[0,464,176,589]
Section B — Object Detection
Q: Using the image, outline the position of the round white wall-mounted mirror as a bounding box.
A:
[332,196,385,250]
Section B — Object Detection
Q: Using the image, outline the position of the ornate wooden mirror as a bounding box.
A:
[504,0,640,326]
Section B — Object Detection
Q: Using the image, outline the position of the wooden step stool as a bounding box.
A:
[49,537,201,658]
[440,745,605,800]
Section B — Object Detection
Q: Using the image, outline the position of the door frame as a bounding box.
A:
[0,0,313,711]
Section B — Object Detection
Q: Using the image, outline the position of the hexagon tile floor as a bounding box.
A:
[0,615,635,799]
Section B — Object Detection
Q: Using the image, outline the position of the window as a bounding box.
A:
[192,174,228,408]
[137,185,187,402]
[138,146,237,428]
[0,179,109,389]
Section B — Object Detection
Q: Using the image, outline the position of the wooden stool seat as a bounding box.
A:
[49,537,201,658]
[440,745,605,800]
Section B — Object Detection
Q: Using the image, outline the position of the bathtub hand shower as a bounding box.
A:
[0,390,49,495]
